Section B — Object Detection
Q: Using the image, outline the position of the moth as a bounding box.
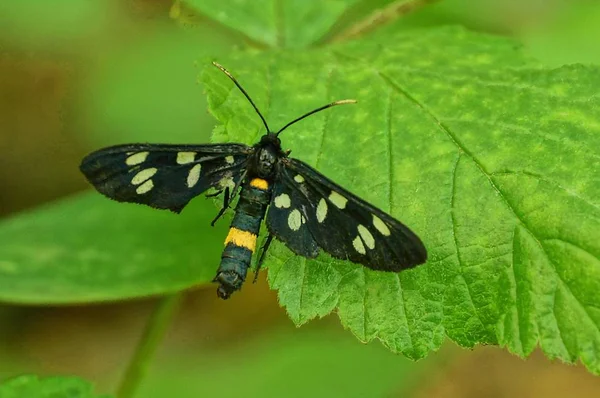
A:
[80,62,427,299]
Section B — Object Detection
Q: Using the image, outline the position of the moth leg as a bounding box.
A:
[210,187,230,226]
[205,189,223,198]
[253,233,274,283]
[209,170,248,226]
[229,169,247,199]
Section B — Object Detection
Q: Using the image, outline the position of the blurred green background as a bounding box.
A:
[1,0,599,396]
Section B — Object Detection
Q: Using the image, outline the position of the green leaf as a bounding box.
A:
[0,375,110,398]
[0,2,112,51]
[138,326,430,397]
[522,1,600,66]
[1,0,598,378]
[0,193,227,304]
[201,26,600,373]
[181,0,374,48]
[83,29,228,146]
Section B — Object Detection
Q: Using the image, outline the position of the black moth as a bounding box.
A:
[80,62,427,299]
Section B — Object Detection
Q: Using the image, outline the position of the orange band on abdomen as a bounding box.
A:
[224,227,257,252]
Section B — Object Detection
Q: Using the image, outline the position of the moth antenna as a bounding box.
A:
[275,99,357,137]
[212,61,271,133]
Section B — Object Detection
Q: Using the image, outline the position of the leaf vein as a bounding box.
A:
[270,251,296,288]
[395,273,414,351]
[273,0,284,48]
[510,227,525,354]
[314,66,336,169]
[443,117,600,162]
[543,238,600,261]
[386,88,394,213]
[551,284,572,357]
[362,268,368,340]
[450,154,487,330]
[298,256,308,322]
[491,170,600,212]
[387,64,599,104]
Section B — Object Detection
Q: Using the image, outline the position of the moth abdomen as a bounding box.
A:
[216,244,253,299]
[214,179,272,299]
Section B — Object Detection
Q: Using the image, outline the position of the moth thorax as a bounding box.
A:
[256,148,277,178]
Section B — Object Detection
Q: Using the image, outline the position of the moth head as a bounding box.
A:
[259,132,281,147]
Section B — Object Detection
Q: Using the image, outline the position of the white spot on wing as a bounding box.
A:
[316,198,327,223]
[352,236,366,254]
[288,209,302,231]
[329,191,347,209]
[132,168,157,185]
[126,152,149,166]
[187,164,202,188]
[358,225,375,249]
[225,155,234,164]
[136,179,154,194]
[274,193,291,209]
[177,152,196,164]
[294,174,304,183]
[373,215,391,236]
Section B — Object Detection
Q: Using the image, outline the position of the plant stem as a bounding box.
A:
[329,0,443,43]
[117,293,183,398]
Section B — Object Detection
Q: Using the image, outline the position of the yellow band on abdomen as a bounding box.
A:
[250,178,269,190]
[224,227,257,252]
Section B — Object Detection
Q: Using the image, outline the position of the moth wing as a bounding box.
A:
[266,158,426,271]
[80,143,251,213]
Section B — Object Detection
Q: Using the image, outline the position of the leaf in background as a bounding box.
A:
[0,1,113,51]
[522,1,600,66]
[180,0,399,48]
[83,30,230,146]
[0,375,110,398]
[138,326,428,398]
[201,26,600,373]
[0,193,227,304]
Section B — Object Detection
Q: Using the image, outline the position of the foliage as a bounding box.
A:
[0,0,598,381]
[0,376,110,398]
[200,23,600,372]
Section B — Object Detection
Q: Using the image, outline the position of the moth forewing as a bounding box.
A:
[80,143,251,213]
